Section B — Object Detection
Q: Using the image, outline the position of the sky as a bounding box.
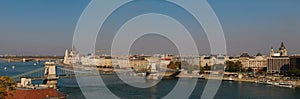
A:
[0,0,300,56]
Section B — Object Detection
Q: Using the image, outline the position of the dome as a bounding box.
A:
[240,53,250,58]
[256,52,262,56]
[279,42,286,50]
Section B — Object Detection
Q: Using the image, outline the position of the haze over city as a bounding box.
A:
[1,0,300,56]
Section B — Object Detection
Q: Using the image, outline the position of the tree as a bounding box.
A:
[235,61,243,71]
[261,67,267,72]
[246,67,253,73]
[175,61,182,69]
[199,67,205,74]
[167,61,177,70]
[0,76,16,98]
[287,68,300,76]
[225,61,243,72]
[204,63,211,70]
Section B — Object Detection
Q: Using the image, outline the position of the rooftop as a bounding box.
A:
[8,88,66,99]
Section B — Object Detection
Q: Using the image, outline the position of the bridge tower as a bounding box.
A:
[44,62,58,89]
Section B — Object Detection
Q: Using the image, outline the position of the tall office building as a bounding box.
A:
[267,42,290,73]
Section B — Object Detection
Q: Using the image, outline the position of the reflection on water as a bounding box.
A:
[150,84,157,99]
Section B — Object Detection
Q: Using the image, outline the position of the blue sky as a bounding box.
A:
[0,0,300,56]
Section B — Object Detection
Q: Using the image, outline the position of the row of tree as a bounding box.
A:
[167,60,258,73]
[225,61,243,72]
[285,68,300,76]
[167,60,300,77]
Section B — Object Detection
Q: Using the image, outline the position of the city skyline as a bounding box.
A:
[1,0,300,56]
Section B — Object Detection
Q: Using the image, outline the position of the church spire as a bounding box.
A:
[270,46,274,57]
[72,45,77,51]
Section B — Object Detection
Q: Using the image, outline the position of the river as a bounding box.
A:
[1,61,300,99]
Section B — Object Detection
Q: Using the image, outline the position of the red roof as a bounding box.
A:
[8,88,65,99]
[161,58,171,60]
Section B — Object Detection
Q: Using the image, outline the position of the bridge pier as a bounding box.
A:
[44,62,58,89]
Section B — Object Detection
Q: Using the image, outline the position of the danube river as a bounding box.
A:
[1,61,300,99]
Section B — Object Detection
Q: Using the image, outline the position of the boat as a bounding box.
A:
[33,63,37,66]
[255,80,264,84]
[4,67,7,70]
[277,82,294,88]
[262,80,273,85]
[12,66,15,69]
[223,77,234,81]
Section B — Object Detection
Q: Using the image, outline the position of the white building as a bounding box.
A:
[63,47,81,65]
[233,53,267,72]
[200,55,228,67]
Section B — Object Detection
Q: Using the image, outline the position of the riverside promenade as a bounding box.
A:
[198,73,300,88]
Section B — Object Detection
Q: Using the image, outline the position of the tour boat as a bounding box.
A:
[277,82,294,88]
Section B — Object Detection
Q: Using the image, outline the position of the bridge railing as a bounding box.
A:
[11,66,100,81]
[11,67,45,81]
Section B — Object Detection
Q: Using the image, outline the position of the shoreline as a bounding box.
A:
[56,63,300,88]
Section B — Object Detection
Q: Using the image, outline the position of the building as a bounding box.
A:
[290,55,300,70]
[236,53,267,72]
[267,57,289,73]
[63,47,81,65]
[81,55,101,66]
[200,55,228,67]
[267,42,290,73]
[227,53,267,72]
[269,42,288,57]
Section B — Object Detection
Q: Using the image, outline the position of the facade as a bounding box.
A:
[267,57,290,73]
[63,47,81,65]
[80,56,113,67]
[290,55,300,70]
[267,42,290,73]
[236,53,267,72]
[63,47,114,66]
[81,55,101,66]
[200,55,228,67]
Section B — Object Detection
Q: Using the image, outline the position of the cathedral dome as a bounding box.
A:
[256,52,262,56]
[279,42,286,50]
[240,53,250,58]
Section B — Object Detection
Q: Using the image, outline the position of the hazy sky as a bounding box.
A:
[0,0,300,56]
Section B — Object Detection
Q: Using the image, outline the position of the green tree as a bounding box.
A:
[0,76,16,98]
[246,67,253,73]
[204,63,211,70]
[225,61,243,72]
[259,67,267,74]
[235,61,243,71]
[199,67,205,74]
[287,68,300,76]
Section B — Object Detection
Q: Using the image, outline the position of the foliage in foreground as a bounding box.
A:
[0,76,16,98]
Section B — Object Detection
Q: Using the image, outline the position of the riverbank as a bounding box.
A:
[56,62,300,88]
